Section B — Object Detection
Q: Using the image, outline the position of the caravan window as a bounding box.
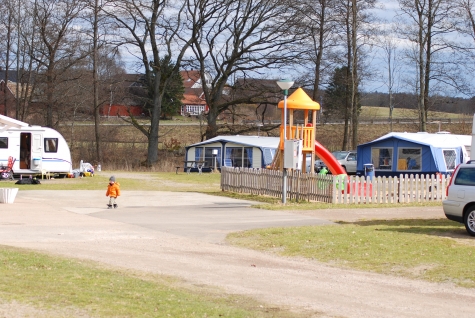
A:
[44,138,58,153]
[0,137,7,149]
[443,149,456,170]
[225,147,253,168]
[204,147,221,168]
[397,148,422,171]
[371,148,393,170]
[263,148,276,166]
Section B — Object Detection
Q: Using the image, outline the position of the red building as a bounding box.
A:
[180,70,209,116]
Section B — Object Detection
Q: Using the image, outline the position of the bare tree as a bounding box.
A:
[458,0,475,43]
[90,0,103,164]
[398,0,468,131]
[0,0,41,121]
[335,0,375,150]
[376,31,402,131]
[105,0,193,166]
[0,0,14,116]
[83,0,118,164]
[187,0,302,140]
[457,0,475,90]
[32,0,88,128]
[293,0,339,102]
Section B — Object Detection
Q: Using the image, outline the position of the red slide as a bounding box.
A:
[314,140,347,175]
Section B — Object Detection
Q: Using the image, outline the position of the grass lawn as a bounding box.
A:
[0,246,299,318]
[227,218,475,288]
[0,171,222,192]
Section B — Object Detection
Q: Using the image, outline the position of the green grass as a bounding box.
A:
[227,218,475,288]
[209,191,443,209]
[0,172,222,192]
[0,246,303,317]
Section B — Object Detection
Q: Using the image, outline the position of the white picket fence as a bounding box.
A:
[220,167,448,204]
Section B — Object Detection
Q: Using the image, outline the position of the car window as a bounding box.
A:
[347,153,356,161]
[333,152,348,160]
[454,168,475,186]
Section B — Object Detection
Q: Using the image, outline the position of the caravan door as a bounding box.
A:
[20,133,32,169]
[31,132,42,170]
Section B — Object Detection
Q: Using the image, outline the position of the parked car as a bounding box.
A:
[315,151,357,174]
[443,163,475,236]
[305,154,318,172]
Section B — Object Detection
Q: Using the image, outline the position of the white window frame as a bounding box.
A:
[442,149,457,171]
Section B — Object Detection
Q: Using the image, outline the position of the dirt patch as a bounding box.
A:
[0,299,92,318]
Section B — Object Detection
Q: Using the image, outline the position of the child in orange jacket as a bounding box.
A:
[106,176,120,209]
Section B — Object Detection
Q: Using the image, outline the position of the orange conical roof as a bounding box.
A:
[277,87,320,110]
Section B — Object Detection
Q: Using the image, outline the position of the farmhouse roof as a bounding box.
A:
[182,88,206,105]
[0,70,19,82]
[181,70,202,88]
[0,80,34,100]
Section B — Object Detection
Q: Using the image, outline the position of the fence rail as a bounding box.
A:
[220,167,448,204]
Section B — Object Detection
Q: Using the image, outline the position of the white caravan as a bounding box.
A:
[0,114,72,177]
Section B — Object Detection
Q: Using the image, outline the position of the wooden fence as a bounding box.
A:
[220,167,448,204]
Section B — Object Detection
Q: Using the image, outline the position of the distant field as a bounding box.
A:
[360,106,472,120]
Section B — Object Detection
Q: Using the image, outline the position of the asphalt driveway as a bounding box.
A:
[1,190,333,244]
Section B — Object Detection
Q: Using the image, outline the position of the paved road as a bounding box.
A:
[0,190,332,244]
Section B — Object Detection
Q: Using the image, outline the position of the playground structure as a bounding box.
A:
[270,87,346,175]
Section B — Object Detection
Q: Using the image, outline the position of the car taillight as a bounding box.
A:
[446,164,461,196]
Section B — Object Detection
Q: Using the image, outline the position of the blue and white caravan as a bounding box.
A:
[0,114,72,177]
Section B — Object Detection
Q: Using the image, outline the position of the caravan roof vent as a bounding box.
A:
[436,131,451,134]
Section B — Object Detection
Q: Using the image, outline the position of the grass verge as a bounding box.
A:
[209,191,443,209]
[226,218,475,288]
[0,246,306,318]
[0,171,222,192]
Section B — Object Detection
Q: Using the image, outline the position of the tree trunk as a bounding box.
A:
[205,108,219,140]
[46,63,55,128]
[350,0,358,150]
[422,0,433,132]
[342,2,351,151]
[4,14,12,116]
[92,0,102,164]
[417,4,426,132]
[312,0,326,103]
[147,69,161,166]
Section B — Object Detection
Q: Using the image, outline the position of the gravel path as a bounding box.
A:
[0,190,474,317]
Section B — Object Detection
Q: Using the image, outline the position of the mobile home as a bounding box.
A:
[0,115,72,177]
